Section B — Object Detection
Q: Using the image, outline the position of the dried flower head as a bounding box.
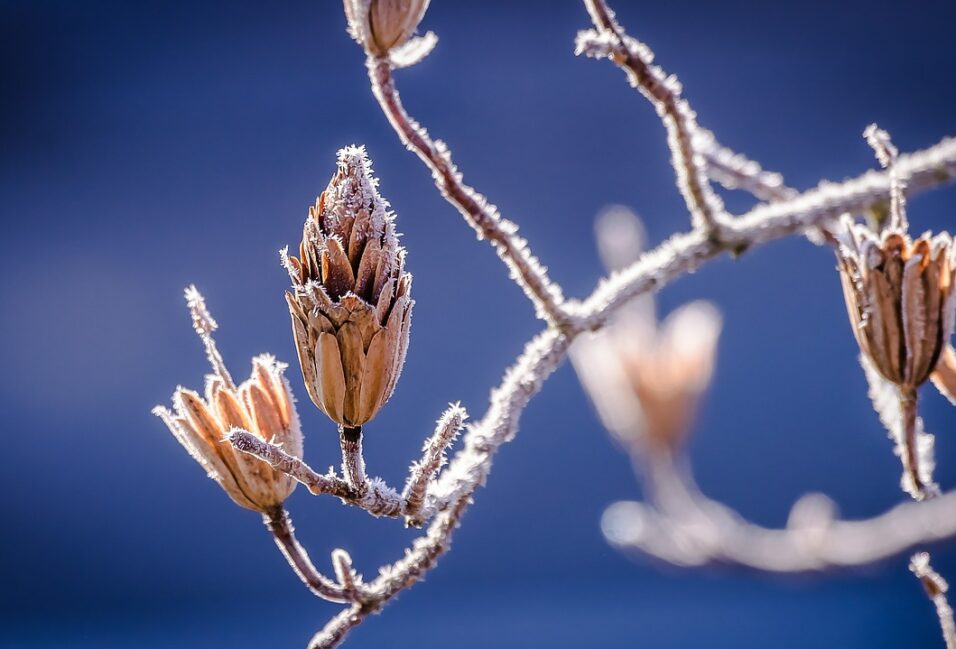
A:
[284,146,413,429]
[343,0,430,57]
[837,220,955,388]
[571,208,722,454]
[836,127,956,390]
[153,287,303,513]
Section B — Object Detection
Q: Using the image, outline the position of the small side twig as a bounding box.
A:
[696,128,798,203]
[911,553,956,649]
[184,285,235,390]
[402,403,466,524]
[229,429,404,517]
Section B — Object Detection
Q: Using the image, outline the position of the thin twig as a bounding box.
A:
[230,430,357,499]
[402,404,466,524]
[184,284,235,390]
[263,508,351,603]
[900,386,930,500]
[310,498,470,648]
[578,0,728,235]
[911,553,956,649]
[696,128,798,202]
[365,57,570,328]
[230,429,404,517]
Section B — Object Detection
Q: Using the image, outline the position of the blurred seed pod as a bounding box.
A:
[571,207,721,455]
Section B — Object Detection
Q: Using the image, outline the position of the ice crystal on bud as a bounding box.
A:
[571,209,721,454]
[285,146,413,428]
[343,0,430,58]
[154,288,303,512]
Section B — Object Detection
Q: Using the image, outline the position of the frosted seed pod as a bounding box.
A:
[343,0,430,57]
[284,146,413,429]
[154,287,303,513]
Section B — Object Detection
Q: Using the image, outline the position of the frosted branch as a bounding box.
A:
[229,429,404,517]
[578,0,728,234]
[569,135,956,328]
[365,57,570,328]
[696,128,798,203]
[602,456,956,572]
[911,553,956,649]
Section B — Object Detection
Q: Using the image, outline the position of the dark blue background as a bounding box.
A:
[3,1,956,647]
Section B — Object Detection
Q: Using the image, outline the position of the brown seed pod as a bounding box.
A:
[836,217,956,389]
[284,146,413,428]
[343,0,430,57]
[154,288,303,513]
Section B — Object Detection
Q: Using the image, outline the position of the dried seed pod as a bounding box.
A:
[571,208,721,454]
[284,145,413,428]
[343,0,430,57]
[836,217,956,389]
[154,288,303,513]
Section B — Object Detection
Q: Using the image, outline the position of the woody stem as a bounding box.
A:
[340,425,368,496]
[263,507,351,603]
[900,385,926,499]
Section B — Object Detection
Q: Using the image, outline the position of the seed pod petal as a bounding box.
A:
[317,332,347,424]
[355,237,381,301]
[337,322,367,426]
[359,329,392,423]
[869,270,903,383]
[322,237,355,300]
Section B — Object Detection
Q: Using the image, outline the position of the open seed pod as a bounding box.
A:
[836,217,956,389]
[154,288,302,513]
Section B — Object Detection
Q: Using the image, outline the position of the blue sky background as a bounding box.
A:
[2,1,956,647]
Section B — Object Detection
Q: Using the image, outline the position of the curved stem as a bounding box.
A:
[366,57,570,328]
[263,508,350,603]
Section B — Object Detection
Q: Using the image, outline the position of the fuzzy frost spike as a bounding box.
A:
[402,403,467,521]
[184,285,235,390]
[861,355,939,499]
[865,123,908,231]
[389,31,438,68]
